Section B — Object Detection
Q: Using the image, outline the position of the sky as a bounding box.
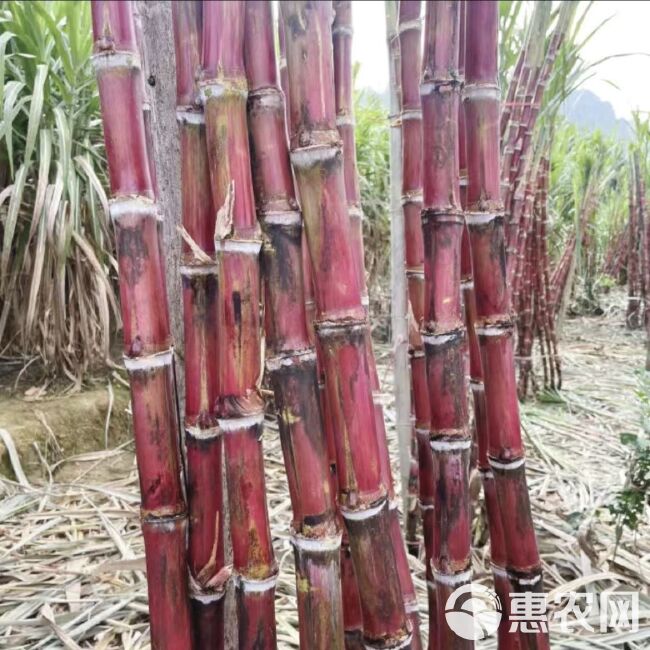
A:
[350,1,650,120]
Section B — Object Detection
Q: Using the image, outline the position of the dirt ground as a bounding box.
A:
[0,290,648,649]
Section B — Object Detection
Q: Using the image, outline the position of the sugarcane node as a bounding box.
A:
[476,319,515,339]
[421,209,464,226]
[199,78,248,104]
[175,107,205,126]
[123,348,174,371]
[290,140,342,169]
[421,326,466,344]
[465,209,506,225]
[315,318,367,341]
[247,86,284,109]
[140,508,188,525]
[109,196,158,222]
[91,50,140,71]
[420,78,463,97]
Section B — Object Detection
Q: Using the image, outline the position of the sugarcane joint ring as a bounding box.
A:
[91,50,140,72]
[421,208,464,225]
[140,509,187,525]
[339,495,387,522]
[315,318,367,340]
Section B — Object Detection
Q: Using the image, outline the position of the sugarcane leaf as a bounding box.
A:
[2,80,25,177]
[27,127,52,243]
[0,31,16,112]
[74,154,109,223]
[23,63,48,165]
[25,200,48,334]
[0,163,26,287]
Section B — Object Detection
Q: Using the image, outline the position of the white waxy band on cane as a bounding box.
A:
[109,197,160,222]
[433,569,472,586]
[430,439,472,452]
[176,109,205,125]
[216,239,262,255]
[421,331,463,346]
[489,457,526,471]
[336,115,355,127]
[239,574,278,593]
[340,499,385,522]
[191,590,225,604]
[180,264,218,276]
[264,210,301,226]
[249,88,284,110]
[291,533,342,553]
[92,51,140,72]
[200,81,247,102]
[291,144,339,169]
[401,109,422,121]
[465,211,502,226]
[490,563,509,578]
[217,413,265,432]
[463,83,501,101]
[475,324,511,337]
[517,573,542,586]
[332,25,353,37]
[266,349,317,372]
[124,349,173,371]
[185,425,221,441]
[398,18,421,33]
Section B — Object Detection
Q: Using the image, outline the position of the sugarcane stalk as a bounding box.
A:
[385,0,417,561]
[199,3,277,646]
[172,4,226,647]
[282,2,412,647]
[464,3,549,648]
[244,4,345,648]
[394,1,438,643]
[420,3,472,649]
[91,2,192,647]
[332,4,422,646]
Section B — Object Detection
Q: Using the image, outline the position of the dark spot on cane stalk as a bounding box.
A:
[232,291,242,326]
[148,75,155,87]
[117,226,147,285]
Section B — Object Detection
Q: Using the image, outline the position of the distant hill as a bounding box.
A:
[364,85,633,141]
[561,89,633,140]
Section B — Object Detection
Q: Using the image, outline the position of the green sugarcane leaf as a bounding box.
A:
[0,32,16,112]
[27,128,52,244]
[0,162,26,287]
[25,198,48,334]
[24,63,47,166]
[3,80,25,177]
[74,154,109,224]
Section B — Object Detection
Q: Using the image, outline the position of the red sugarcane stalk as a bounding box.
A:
[395,4,438,644]
[464,3,549,648]
[332,4,422,646]
[459,6,519,640]
[634,151,650,368]
[244,4,346,648]
[172,4,226,647]
[283,3,412,647]
[91,2,193,647]
[420,4,472,648]
[200,3,277,646]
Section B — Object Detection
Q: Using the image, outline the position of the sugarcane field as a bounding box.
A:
[2,0,650,648]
